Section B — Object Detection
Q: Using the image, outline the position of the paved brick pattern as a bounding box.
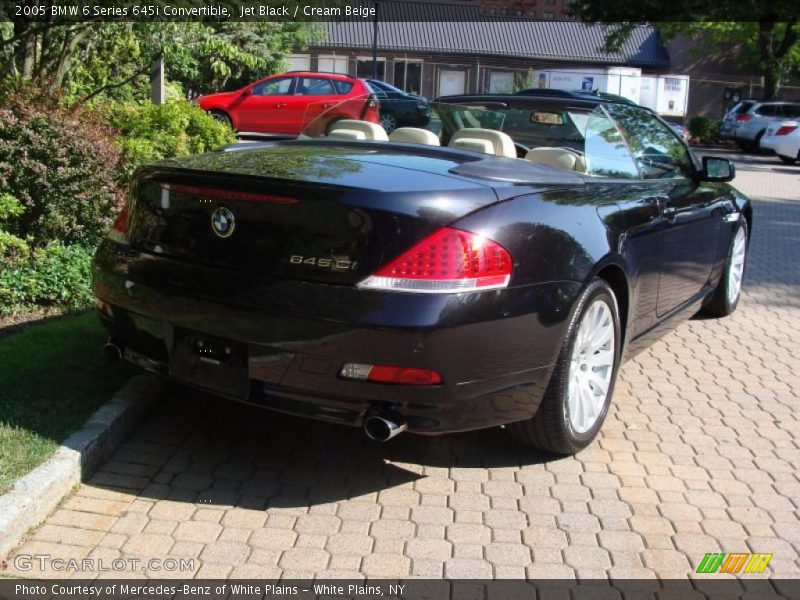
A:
[5,153,800,580]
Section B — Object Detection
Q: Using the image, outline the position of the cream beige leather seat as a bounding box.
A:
[388,127,440,146]
[449,128,516,157]
[327,120,389,142]
[525,147,587,173]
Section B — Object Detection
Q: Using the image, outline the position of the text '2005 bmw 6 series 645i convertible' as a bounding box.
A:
[93,92,751,454]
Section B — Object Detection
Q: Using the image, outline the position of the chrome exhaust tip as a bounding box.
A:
[364,415,407,442]
[103,339,123,361]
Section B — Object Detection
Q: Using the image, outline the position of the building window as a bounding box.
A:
[287,54,310,71]
[318,55,349,74]
[543,11,555,18]
[515,9,522,15]
[356,58,385,80]
[500,7,507,15]
[544,0,556,4]
[393,61,423,95]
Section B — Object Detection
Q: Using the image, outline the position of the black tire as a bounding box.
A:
[778,154,797,165]
[753,130,766,153]
[703,218,748,317]
[508,278,621,455]
[737,141,753,152]
[209,110,232,128]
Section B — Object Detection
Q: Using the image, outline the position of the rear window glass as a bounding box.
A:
[782,104,800,118]
[733,101,755,114]
[756,104,778,116]
[332,80,354,95]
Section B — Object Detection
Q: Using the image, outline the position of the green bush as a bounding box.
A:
[0,90,122,247]
[0,192,28,258]
[0,243,95,314]
[688,116,721,144]
[103,100,235,182]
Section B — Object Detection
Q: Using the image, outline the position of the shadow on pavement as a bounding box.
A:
[87,384,554,510]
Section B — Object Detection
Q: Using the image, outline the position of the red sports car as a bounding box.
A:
[195,71,379,134]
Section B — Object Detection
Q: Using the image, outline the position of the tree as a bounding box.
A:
[0,12,319,104]
[573,1,799,100]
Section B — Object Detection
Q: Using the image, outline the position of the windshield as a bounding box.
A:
[299,94,505,143]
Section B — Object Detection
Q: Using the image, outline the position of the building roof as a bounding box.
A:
[312,2,670,68]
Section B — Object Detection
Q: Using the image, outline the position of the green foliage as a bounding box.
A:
[0,192,28,258]
[3,20,318,105]
[0,89,122,247]
[0,243,95,313]
[102,100,235,182]
[688,116,721,144]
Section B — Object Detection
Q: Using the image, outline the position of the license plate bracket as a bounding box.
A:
[169,330,249,399]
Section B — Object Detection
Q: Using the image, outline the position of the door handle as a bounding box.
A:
[275,102,286,108]
[662,205,678,220]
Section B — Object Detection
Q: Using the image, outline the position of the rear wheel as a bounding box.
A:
[209,110,232,129]
[703,219,748,317]
[380,113,398,134]
[778,154,797,165]
[754,130,766,153]
[509,278,621,455]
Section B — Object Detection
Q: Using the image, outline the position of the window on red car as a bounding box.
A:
[332,80,354,95]
[295,77,336,96]
[253,77,293,96]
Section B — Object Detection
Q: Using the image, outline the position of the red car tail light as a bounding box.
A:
[340,363,442,385]
[735,114,753,122]
[776,125,798,136]
[107,202,130,244]
[358,227,512,293]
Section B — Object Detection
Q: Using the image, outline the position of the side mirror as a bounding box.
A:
[700,156,735,182]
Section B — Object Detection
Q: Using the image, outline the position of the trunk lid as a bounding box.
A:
[127,143,499,285]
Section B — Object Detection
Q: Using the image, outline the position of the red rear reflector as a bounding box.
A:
[340,363,442,385]
[735,114,753,122]
[776,125,798,136]
[358,227,512,293]
[165,184,298,205]
[108,202,129,244]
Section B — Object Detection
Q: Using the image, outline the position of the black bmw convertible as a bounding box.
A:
[93,91,751,454]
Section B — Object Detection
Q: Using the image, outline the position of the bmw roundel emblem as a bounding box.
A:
[211,207,235,238]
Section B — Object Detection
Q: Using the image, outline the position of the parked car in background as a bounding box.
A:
[720,100,800,152]
[364,79,430,133]
[761,121,800,164]
[195,71,379,134]
[94,93,750,455]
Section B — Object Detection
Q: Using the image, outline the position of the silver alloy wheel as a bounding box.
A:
[727,227,746,305]
[567,299,616,434]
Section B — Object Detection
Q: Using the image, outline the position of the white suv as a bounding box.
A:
[720,100,800,151]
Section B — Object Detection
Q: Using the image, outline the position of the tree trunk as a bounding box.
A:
[762,61,781,100]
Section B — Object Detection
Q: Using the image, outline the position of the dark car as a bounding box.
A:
[364,79,430,133]
[94,93,751,455]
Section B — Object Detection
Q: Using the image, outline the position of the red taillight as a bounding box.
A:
[340,363,442,385]
[776,125,798,136]
[108,202,129,244]
[358,227,512,293]
[165,184,299,205]
[736,114,753,122]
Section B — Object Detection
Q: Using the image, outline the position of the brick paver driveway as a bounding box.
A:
[7,152,800,580]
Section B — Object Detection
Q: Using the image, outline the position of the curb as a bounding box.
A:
[0,374,164,559]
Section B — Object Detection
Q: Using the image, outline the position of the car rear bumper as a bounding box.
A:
[93,241,580,434]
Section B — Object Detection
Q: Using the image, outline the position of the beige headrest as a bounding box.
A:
[389,127,441,146]
[449,128,516,157]
[327,129,366,141]
[330,119,389,141]
[525,147,587,173]
[450,138,496,154]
